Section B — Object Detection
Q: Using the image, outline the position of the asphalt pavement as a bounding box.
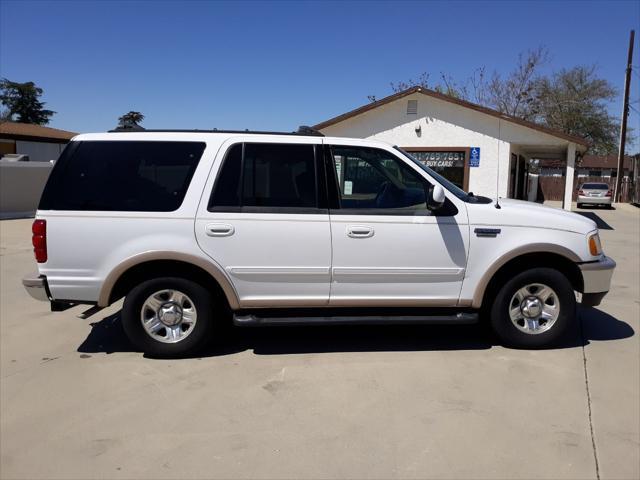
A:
[1,204,638,479]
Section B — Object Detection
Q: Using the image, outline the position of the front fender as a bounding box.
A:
[462,236,583,309]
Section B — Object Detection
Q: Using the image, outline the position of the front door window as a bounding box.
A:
[331,146,428,211]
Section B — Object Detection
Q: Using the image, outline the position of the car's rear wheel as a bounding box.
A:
[122,277,215,357]
[490,268,576,348]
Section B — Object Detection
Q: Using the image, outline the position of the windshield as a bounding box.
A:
[394,146,469,201]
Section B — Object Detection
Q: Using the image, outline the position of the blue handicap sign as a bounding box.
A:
[470,147,480,167]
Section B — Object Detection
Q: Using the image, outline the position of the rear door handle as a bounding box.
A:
[347,225,374,238]
[206,223,235,237]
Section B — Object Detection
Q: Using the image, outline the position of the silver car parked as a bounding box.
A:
[577,182,613,208]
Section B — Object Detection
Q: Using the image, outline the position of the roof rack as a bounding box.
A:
[108,125,324,137]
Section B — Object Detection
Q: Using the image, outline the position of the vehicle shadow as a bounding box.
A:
[575,211,615,230]
[578,305,635,342]
[76,305,634,358]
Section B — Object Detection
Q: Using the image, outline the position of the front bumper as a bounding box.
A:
[22,273,50,302]
[579,256,616,307]
[578,195,612,205]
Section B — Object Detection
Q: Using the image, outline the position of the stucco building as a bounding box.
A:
[314,87,589,211]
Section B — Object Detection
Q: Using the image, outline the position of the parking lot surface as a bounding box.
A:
[1,205,638,480]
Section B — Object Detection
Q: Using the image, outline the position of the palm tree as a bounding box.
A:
[117,111,145,129]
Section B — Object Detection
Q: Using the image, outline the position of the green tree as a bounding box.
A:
[531,66,621,154]
[0,79,55,125]
[117,111,145,129]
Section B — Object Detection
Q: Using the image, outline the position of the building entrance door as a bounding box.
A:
[509,154,529,200]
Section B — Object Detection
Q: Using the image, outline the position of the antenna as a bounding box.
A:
[495,119,502,209]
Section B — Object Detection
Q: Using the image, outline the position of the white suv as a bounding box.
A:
[23,129,616,356]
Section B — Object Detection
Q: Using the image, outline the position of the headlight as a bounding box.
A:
[588,232,603,256]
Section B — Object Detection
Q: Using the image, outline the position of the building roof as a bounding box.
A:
[313,86,589,147]
[0,121,77,143]
[540,155,632,169]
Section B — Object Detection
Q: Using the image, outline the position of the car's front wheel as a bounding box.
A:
[122,277,215,357]
[490,268,576,348]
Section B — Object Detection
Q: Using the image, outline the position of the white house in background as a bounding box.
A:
[0,121,77,162]
[313,87,589,211]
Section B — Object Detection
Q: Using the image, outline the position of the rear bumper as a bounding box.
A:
[22,273,50,302]
[578,256,616,307]
[578,195,612,205]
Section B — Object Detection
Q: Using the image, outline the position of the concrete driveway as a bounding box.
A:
[1,205,638,479]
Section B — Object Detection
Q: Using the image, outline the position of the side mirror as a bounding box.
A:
[427,184,446,211]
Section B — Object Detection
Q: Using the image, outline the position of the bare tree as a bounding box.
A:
[468,67,488,105]
[0,106,11,121]
[387,67,488,104]
[390,72,431,93]
[375,46,624,153]
[485,46,549,119]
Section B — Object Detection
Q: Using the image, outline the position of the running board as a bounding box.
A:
[233,312,478,326]
[77,305,104,319]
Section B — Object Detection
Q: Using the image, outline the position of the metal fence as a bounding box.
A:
[632,157,640,205]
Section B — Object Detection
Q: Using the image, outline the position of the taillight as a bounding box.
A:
[32,219,47,263]
[606,190,612,197]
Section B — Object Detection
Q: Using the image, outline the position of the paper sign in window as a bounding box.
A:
[344,181,353,195]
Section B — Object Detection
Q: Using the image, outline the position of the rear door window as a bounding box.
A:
[208,142,321,211]
[39,141,205,211]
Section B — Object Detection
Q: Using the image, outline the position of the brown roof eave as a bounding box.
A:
[0,133,72,144]
[0,121,77,142]
[313,86,590,148]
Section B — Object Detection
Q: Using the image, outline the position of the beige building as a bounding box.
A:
[0,121,77,162]
[0,122,77,218]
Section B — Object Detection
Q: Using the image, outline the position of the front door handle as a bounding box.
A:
[347,225,374,238]
[206,223,235,237]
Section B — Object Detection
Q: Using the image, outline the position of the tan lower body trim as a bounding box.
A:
[328,297,460,308]
[98,251,240,309]
[470,244,582,309]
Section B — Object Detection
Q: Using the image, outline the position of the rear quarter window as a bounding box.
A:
[581,183,609,190]
[39,141,206,212]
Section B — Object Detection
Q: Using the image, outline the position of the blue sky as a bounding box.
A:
[1,0,639,143]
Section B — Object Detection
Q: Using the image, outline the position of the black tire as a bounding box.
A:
[490,268,576,348]
[576,203,583,209]
[122,277,215,357]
